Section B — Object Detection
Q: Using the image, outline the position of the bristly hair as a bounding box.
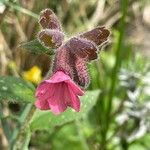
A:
[38,8,110,88]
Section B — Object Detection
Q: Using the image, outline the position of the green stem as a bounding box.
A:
[10,104,33,147]
[106,0,128,119]
[101,0,129,149]
[0,103,11,144]
[12,105,36,150]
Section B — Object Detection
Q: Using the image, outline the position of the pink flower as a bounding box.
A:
[35,71,84,115]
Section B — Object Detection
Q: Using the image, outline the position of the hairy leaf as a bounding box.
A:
[19,39,54,55]
[0,76,35,103]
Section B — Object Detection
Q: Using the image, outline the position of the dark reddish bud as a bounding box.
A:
[79,26,110,46]
[65,37,98,61]
[39,9,61,30]
[52,45,74,78]
[38,29,64,49]
[52,45,90,87]
[74,57,89,87]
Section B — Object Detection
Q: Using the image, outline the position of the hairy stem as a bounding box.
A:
[11,105,36,149]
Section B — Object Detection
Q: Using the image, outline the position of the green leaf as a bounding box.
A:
[30,90,100,131]
[19,39,54,55]
[0,76,35,103]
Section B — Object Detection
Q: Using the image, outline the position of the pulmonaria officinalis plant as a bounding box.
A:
[35,9,110,115]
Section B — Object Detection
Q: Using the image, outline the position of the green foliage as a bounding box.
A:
[30,90,100,131]
[52,123,85,150]
[19,39,54,55]
[0,76,35,103]
[128,144,146,150]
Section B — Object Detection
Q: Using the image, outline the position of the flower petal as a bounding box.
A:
[35,99,50,110]
[67,85,80,112]
[36,83,55,101]
[35,81,50,97]
[48,83,67,114]
[45,71,70,83]
[67,80,84,96]
[34,71,84,114]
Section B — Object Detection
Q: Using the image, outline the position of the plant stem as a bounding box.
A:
[11,105,36,150]
[106,0,128,125]
[9,104,33,147]
[0,103,10,147]
[101,0,129,149]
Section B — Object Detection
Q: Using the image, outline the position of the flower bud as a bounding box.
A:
[38,29,64,49]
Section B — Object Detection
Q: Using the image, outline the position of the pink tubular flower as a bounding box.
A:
[35,71,84,115]
[35,9,110,115]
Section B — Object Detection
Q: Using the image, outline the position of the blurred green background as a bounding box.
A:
[0,0,150,150]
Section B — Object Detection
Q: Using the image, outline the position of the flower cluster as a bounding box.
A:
[35,9,110,114]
